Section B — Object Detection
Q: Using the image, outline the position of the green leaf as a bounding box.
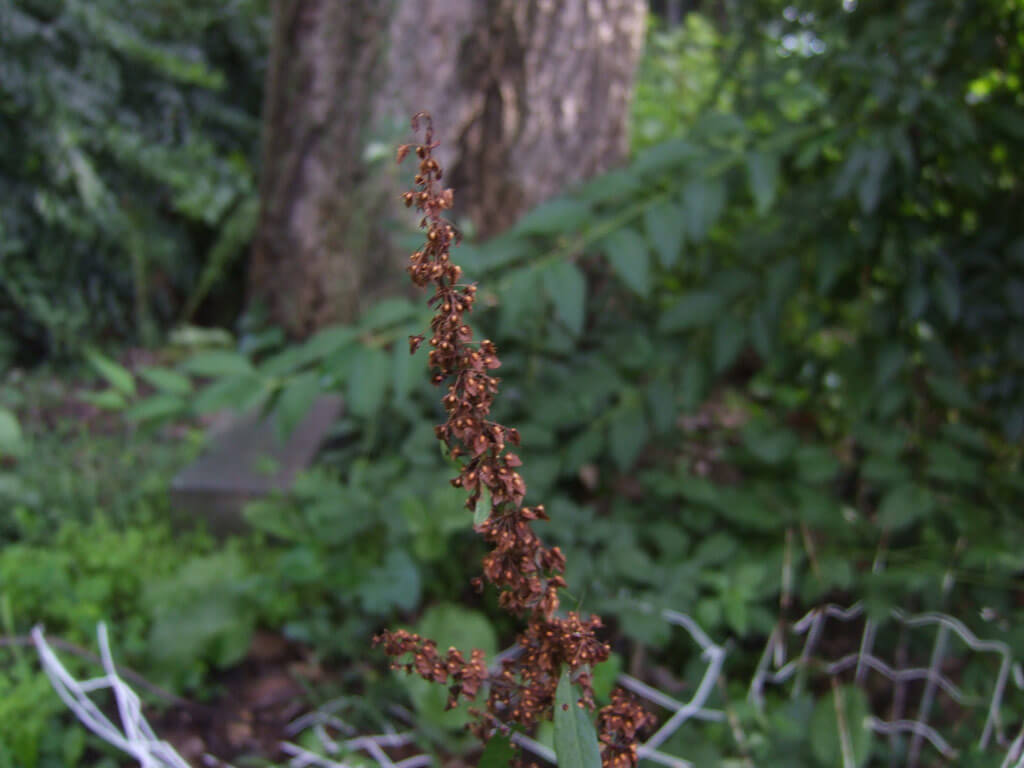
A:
[392,331,426,403]
[644,200,686,268]
[514,198,591,236]
[478,733,517,768]
[659,292,723,332]
[182,350,255,378]
[927,374,973,409]
[554,668,602,768]
[499,265,542,335]
[680,356,707,410]
[683,177,726,242]
[123,394,187,423]
[609,399,649,470]
[564,426,605,469]
[742,425,798,464]
[358,298,417,331]
[633,139,699,176]
[932,271,960,324]
[592,654,623,705]
[877,484,934,531]
[80,389,128,410]
[346,346,391,417]
[193,373,265,414]
[473,485,493,528]
[299,326,359,365]
[925,441,980,485]
[138,366,192,396]
[275,372,321,439]
[576,168,644,204]
[86,349,135,396]
[810,685,872,768]
[712,316,746,373]
[0,408,24,458]
[543,261,587,336]
[645,375,675,434]
[795,445,840,484]
[401,604,497,730]
[858,148,889,214]
[603,228,651,297]
[358,549,420,614]
[746,150,779,215]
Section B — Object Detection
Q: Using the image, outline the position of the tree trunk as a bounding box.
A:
[380,0,647,238]
[252,0,646,337]
[250,0,394,338]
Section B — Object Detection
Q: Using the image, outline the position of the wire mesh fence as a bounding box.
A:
[33,599,1024,768]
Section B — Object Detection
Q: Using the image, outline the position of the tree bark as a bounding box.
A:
[250,0,393,337]
[380,0,647,238]
[251,0,646,337]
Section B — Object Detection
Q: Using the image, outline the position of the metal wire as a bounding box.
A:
[34,597,1024,768]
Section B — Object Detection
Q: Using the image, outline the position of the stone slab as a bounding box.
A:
[170,394,344,534]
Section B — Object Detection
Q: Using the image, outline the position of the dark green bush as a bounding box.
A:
[0,0,267,361]
[113,2,1024,761]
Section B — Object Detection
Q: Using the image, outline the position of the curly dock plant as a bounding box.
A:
[374,113,653,768]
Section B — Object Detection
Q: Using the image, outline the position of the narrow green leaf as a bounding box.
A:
[193,373,264,414]
[514,198,591,236]
[138,366,192,396]
[591,654,622,705]
[932,271,960,324]
[358,298,417,331]
[683,177,726,242]
[633,139,699,176]
[644,201,686,268]
[659,291,723,332]
[182,350,255,378]
[576,168,643,204]
[347,346,391,417]
[80,390,128,411]
[478,732,517,768]
[877,484,934,531]
[299,326,359,364]
[473,485,493,528]
[645,375,675,435]
[276,372,321,439]
[858,148,890,214]
[810,685,872,768]
[746,150,779,215]
[123,394,187,423]
[86,349,135,396]
[499,265,542,335]
[603,228,651,297]
[609,399,649,470]
[680,356,707,410]
[742,424,798,464]
[927,374,973,409]
[712,316,746,373]
[554,668,602,768]
[392,330,426,403]
[0,408,24,458]
[543,261,587,336]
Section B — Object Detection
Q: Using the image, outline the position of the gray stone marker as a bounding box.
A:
[170,394,344,535]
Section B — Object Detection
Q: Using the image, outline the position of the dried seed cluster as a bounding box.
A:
[374,113,651,767]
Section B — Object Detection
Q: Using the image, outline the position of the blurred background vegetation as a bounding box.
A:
[1,1,1023,766]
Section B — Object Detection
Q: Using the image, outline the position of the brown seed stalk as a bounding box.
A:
[374,112,652,767]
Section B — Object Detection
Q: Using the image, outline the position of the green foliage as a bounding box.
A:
[553,668,602,768]
[67,1,1024,762]
[0,0,267,359]
[397,603,497,732]
[810,686,873,768]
